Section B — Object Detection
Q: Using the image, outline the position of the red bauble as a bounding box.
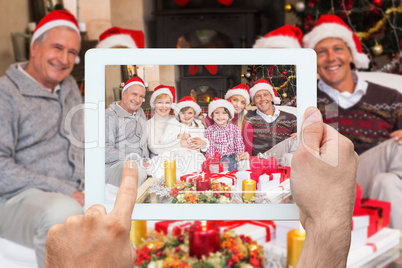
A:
[373,0,382,6]
[282,70,287,76]
[175,0,190,6]
[217,0,233,6]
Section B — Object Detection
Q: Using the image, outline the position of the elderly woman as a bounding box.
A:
[146,85,181,157]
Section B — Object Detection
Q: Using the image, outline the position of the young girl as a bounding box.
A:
[205,98,249,171]
[203,84,250,130]
[160,96,208,152]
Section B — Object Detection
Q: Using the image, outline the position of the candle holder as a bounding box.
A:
[242,178,256,203]
[196,173,211,192]
[164,160,176,188]
[287,227,306,268]
[189,222,220,259]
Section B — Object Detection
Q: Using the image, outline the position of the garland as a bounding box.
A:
[170,181,231,204]
[135,229,264,268]
[356,6,402,40]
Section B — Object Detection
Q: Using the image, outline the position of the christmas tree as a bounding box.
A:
[285,0,401,73]
[243,65,297,106]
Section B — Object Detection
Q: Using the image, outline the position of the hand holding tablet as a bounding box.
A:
[46,161,138,268]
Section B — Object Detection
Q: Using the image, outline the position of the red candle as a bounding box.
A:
[196,172,211,191]
[189,221,220,259]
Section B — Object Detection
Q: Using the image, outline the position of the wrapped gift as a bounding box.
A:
[353,184,363,213]
[155,221,194,236]
[207,171,237,187]
[354,208,379,237]
[249,156,277,170]
[274,221,300,248]
[350,215,369,250]
[347,228,400,268]
[210,220,275,244]
[250,168,281,191]
[180,172,200,183]
[361,199,391,230]
[235,170,252,190]
[202,152,229,173]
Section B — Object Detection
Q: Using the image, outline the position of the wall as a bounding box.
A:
[0,0,30,76]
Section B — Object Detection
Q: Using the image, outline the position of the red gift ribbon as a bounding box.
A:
[180,172,199,182]
[250,168,274,190]
[212,220,275,242]
[366,243,377,253]
[208,172,236,185]
[202,152,228,173]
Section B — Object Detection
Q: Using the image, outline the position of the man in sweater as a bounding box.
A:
[105,76,149,187]
[242,79,297,156]
[0,10,84,267]
[303,14,402,229]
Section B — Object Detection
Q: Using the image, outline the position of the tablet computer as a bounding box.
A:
[85,48,317,220]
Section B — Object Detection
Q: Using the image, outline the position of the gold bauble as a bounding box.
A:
[282,92,288,98]
[284,3,293,13]
[241,73,245,78]
[372,44,383,55]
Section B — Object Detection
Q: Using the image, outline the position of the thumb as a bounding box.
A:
[300,107,324,157]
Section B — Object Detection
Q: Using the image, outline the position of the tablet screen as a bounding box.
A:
[85,49,317,220]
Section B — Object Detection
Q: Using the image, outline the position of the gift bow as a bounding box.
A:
[208,172,236,185]
[202,152,229,173]
[208,220,275,242]
[249,168,274,189]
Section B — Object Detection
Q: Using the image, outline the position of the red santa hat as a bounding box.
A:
[208,97,235,119]
[150,85,176,108]
[253,25,302,48]
[302,14,369,69]
[250,79,281,104]
[122,76,146,102]
[173,96,201,119]
[224,83,251,106]
[96,27,145,48]
[30,10,80,63]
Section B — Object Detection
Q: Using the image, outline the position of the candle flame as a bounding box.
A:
[201,220,207,231]
[202,172,205,180]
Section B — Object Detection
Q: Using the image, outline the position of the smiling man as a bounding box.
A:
[242,79,297,156]
[0,10,84,267]
[303,14,402,230]
[105,76,149,188]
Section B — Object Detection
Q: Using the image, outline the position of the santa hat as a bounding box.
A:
[173,96,201,119]
[30,10,80,63]
[122,76,146,101]
[150,85,176,108]
[253,25,302,48]
[302,14,369,69]
[250,79,281,104]
[208,97,235,119]
[96,27,145,48]
[224,83,250,106]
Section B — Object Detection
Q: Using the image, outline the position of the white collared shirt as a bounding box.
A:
[256,106,281,123]
[318,71,368,109]
[18,63,61,94]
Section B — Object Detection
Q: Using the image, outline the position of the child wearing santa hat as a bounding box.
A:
[160,96,209,152]
[205,98,249,171]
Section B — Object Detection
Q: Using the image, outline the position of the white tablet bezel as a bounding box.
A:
[85,48,317,220]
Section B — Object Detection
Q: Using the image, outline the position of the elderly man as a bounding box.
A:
[242,79,297,156]
[0,10,84,267]
[303,14,402,230]
[105,76,149,187]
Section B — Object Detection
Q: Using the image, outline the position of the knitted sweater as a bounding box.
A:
[0,63,84,199]
[242,109,297,156]
[147,113,181,156]
[317,82,402,155]
[105,102,149,167]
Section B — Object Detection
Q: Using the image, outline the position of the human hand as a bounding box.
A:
[71,190,85,207]
[291,107,358,267]
[235,152,250,161]
[390,129,402,145]
[188,137,207,150]
[290,132,297,140]
[197,114,207,128]
[177,133,191,140]
[46,161,138,268]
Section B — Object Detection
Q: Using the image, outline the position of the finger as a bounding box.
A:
[85,204,107,216]
[299,107,324,156]
[111,161,138,219]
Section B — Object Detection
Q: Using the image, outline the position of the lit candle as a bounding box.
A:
[242,176,256,203]
[196,172,211,192]
[129,220,147,248]
[164,160,176,187]
[189,221,220,259]
[287,224,306,268]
